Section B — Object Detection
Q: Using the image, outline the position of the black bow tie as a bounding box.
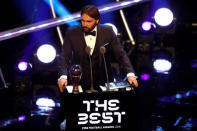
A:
[84,31,96,36]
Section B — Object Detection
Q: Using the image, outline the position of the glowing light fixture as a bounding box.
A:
[140,73,150,81]
[154,8,174,27]
[18,115,26,122]
[153,59,172,74]
[18,61,28,71]
[36,98,55,107]
[36,44,56,63]
[141,21,152,31]
[44,0,79,26]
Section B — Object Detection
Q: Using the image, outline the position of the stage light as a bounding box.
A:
[141,21,152,31]
[18,115,26,122]
[153,59,172,74]
[17,61,32,73]
[31,85,59,116]
[36,97,55,107]
[18,61,28,71]
[44,0,79,26]
[137,21,156,44]
[0,0,149,41]
[155,126,164,131]
[104,23,118,35]
[36,44,56,63]
[154,8,174,27]
[140,73,150,81]
[0,115,27,128]
[175,93,182,99]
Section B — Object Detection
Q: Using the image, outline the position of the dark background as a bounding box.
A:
[0,0,196,130]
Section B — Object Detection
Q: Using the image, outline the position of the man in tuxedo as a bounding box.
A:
[58,5,138,92]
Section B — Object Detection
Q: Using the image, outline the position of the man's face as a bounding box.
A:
[81,13,99,32]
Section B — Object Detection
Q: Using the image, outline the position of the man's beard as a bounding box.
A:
[82,23,97,32]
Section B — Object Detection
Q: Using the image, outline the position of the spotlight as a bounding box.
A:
[140,73,150,81]
[36,97,55,107]
[17,61,32,72]
[175,93,182,99]
[31,85,59,116]
[18,115,26,122]
[36,44,56,63]
[44,0,79,26]
[18,61,28,71]
[152,47,174,74]
[153,59,172,74]
[137,21,156,44]
[104,23,118,35]
[32,98,56,116]
[141,21,153,32]
[154,8,174,27]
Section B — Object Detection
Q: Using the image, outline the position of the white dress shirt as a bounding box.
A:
[84,26,97,55]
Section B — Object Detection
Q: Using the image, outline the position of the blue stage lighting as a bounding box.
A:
[191,59,197,69]
[154,8,174,27]
[36,44,56,63]
[175,93,182,99]
[44,0,79,26]
[155,125,164,131]
[0,0,149,41]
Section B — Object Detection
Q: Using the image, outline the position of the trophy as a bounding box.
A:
[70,64,82,94]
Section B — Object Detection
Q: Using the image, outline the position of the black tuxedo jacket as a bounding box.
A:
[58,24,135,90]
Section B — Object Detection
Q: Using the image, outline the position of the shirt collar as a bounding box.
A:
[92,26,97,32]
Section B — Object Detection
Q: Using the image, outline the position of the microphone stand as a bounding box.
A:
[100,46,110,91]
[85,46,97,93]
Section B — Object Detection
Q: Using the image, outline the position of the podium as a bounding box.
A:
[61,89,137,131]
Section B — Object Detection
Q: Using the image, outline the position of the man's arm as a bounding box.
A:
[57,30,73,92]
[109,27,138,87]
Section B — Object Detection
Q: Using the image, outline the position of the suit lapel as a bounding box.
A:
[95,25,102,48]
[94,25,103,66]
[77,27,86,64]
[78,27,86,49]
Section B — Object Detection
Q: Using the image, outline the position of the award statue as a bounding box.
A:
[70,64,82,94]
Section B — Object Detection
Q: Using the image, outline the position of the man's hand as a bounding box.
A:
[58,78,68,92]
[127,76,138,87]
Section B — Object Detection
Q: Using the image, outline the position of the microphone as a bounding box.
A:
[100,46,110,91]
[85,46,97,93]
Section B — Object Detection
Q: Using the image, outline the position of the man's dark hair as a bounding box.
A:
[81,5,100,21]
